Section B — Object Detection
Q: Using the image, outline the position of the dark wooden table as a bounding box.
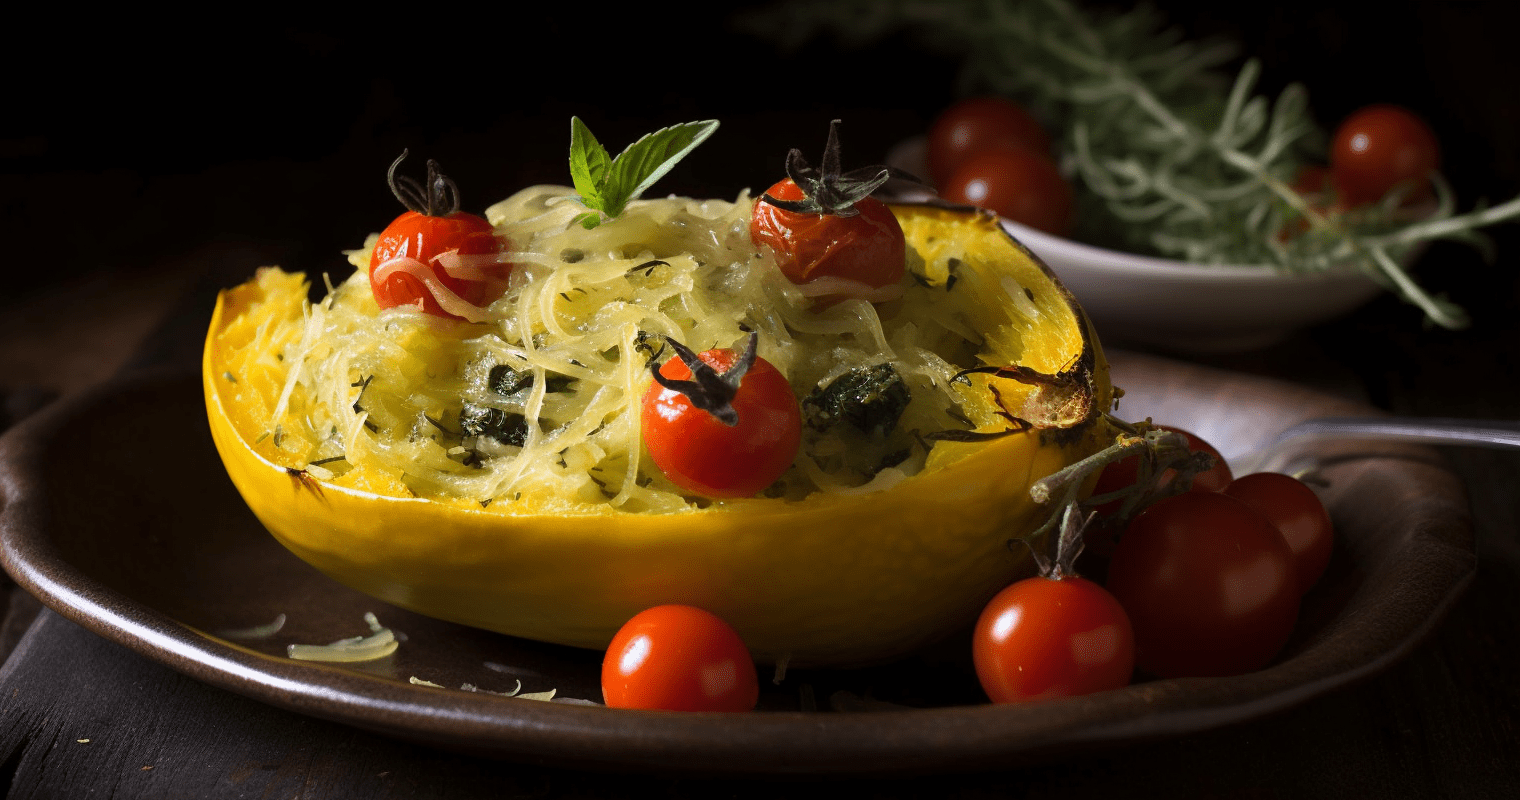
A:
[3,3,1518,796]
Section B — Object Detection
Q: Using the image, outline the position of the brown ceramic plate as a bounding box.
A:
[0,353,1475,774]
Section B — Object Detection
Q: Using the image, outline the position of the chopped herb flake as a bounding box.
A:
[803,364,912,436]
[460,404,530,447]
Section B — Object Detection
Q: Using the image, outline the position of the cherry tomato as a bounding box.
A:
[1277,164,1346,241]
[1172,427,1232,492]
[973,575,1134,703]
[640,336,802,499]
[370,211,506,318]
[1224,472,1334,594]
[927,97,1053,187]
[1085,426,1232,557]
[750,177,906,290]
[601,605,759,712]
[940,146,1074,236]
[1330,104,1440,208]
[1292,164,1335,200]
[1091,426,1232,514]
[1105,492,1300,678]
[368,153,509,321]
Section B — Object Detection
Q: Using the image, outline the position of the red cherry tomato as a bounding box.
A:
[940,146,1074,236]
[1085,426,1232,557]
[1091,426,1232,514]
[640,342,802,499]
[1277,164,1347,241]
[601,605,759,712]
[368,153,509,321]
[1224,472,1334,594]
[750,177,906,290]
[973,575,1134,703]
[370,210,506,319]
[1172,427,1232,492]
[1292,164,1335,201]
[1330,104,1440,208]
[927,96,1053,187]
[1105,492,1300,678]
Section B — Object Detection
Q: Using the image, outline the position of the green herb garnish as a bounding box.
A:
[803,364,912,437]
[568,117,719,229]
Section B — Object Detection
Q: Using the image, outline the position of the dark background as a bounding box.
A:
[3,1,1519,797]
[6,1,1517,307]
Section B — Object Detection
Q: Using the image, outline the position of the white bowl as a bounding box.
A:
[994,220,1385,353]
[887,136,1388,353]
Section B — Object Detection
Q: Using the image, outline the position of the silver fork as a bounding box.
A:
[1228,416,1520,475]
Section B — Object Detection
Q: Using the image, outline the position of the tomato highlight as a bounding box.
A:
[601,605,759,712]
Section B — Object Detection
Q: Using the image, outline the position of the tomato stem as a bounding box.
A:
[759,120,913,217]
[646,331,759,427]
[386,150,463,218]
[1025,418,1213,546]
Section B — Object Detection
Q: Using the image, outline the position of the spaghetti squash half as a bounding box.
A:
[204,189,1114,666]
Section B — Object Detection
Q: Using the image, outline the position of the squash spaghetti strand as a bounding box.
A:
[235,187,1018,509]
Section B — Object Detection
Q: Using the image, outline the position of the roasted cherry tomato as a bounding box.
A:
[369,152,509,321]
[1105,492,1300,678]
[927,96,1053,187]
[973,574,1134,703]
[750,121,906,296]
[601,605,759,712]
[1224,472,1334,594]
[640,332,802,499]
[940,146,1073,236]
[752,178,906,288]
[1330,104,1440,208]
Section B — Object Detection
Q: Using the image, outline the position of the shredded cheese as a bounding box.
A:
[286,613,399,663]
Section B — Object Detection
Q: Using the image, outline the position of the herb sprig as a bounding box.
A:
[743,0,1520,328]
[568,117,720,229]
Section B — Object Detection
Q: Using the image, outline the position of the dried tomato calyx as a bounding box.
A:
[759,120,896,218]
[386,149,463,217]
[1023,503,1092,580]
[646,331,760,427]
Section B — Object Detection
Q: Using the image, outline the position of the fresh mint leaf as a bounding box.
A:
[568,117,612,209]
[606,120,720,212]
[567,118,719,228]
